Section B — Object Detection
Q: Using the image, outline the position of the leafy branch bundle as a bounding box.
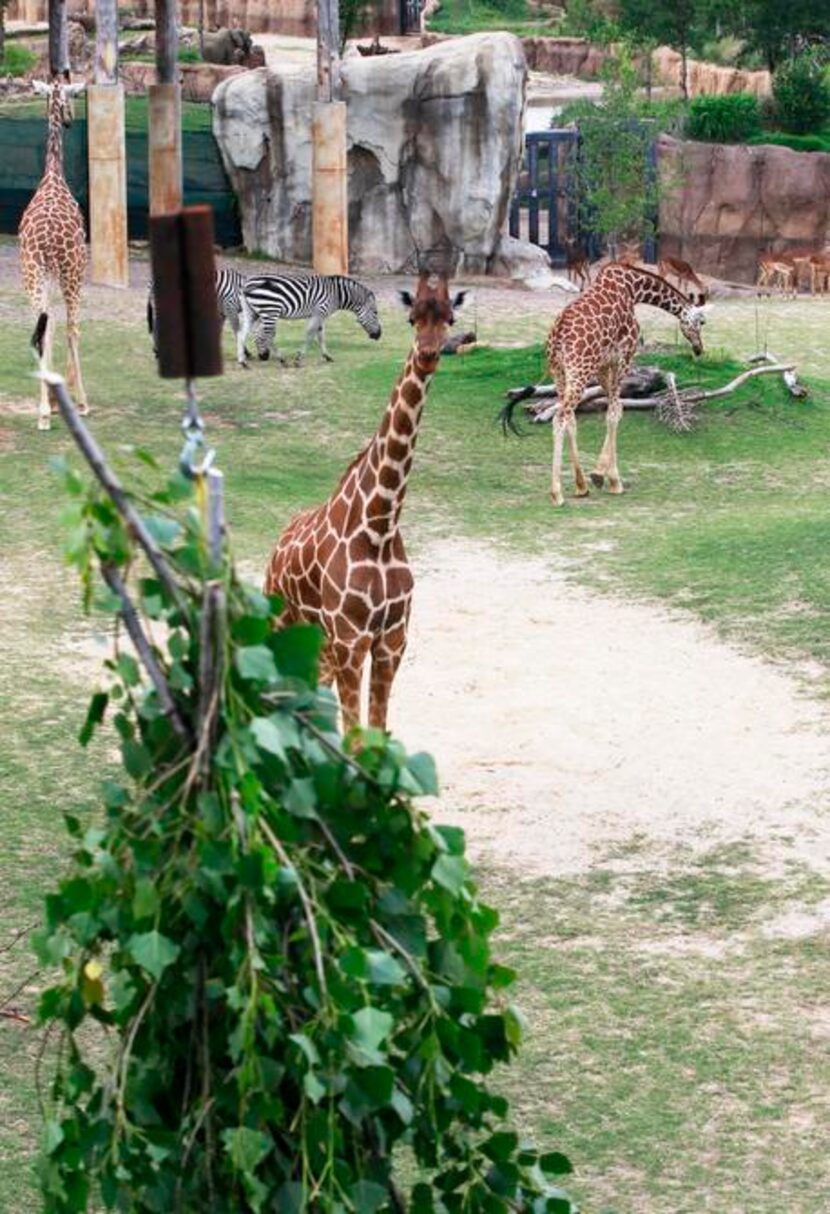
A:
[35,442,575,1213]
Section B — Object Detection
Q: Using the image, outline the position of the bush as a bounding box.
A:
[685,93,762,142]
[773,53,830,134]
[36,454,578,1214]
[0,43,38,77]
[748,128,830,153]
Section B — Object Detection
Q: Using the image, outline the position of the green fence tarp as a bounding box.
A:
[0,116,242,247]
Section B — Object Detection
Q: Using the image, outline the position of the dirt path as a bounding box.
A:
[392,541,830,878]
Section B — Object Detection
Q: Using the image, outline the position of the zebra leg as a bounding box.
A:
[235,299,252,369]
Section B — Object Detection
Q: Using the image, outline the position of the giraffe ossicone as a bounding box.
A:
[264,273,465,732]
[541,262,708,506]
[18,76,88,431]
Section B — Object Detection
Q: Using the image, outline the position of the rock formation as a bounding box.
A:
[212,32,529,275]
[658,136,830,282]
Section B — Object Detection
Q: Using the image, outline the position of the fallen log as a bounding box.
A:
[501,361,799,435]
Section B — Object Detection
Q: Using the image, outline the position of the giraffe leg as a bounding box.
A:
[38,309,54,430]
[602,396,624,494]
[331,638,371,733]
[64,295,88,415]
[565,413,589,497]
[26,273,52,430]
[551,406,567,507]
[368,623,408,731]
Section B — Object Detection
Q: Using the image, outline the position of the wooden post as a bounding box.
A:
[48,0,68,76]
[88,0,128,287]
[149,0,182,216]
[312,0,348,273]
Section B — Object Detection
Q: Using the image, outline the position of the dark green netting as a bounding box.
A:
[0,108,242,247]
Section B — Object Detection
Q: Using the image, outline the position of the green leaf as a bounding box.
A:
[275,1182,305,1214]
[539,1152,573,1177]
[122,739,153,780]
[289,1032,320,1066]
[431,854,468,896]
[350,1180,388,1213]
[236,645,279,683]
[79,691,108,747]
[407,751,439,795]
[350,1007,394,1052]
[126,931,180,981]
[303,1071,326,1104]
[116,653,141,687]
[222,1126,272,1175]
[249,715,289,759]
[132,877,159,920]
[270,624,323,683]
[43,1119,65,1156]
[365,949,406,986]
[482,1131,518,1163]
[141,514,183,546]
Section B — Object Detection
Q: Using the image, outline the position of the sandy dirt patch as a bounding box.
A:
[391,541,830,878]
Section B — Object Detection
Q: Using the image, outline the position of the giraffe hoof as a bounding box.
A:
[607,480,625,495]
[550,492,565,508]
[38,416,51,432]
[574,484,590,498]
[590,472,605,489]
[77,403,89,417]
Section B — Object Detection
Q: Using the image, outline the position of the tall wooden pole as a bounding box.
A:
[88,0,129,287]
[149,0,182,216]
[312,0,348,274]
[48,0,68,76]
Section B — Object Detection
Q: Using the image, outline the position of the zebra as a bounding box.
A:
[146,267,257,363]
[238,273,382,367]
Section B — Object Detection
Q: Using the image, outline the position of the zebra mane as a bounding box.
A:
[332,275,374,308]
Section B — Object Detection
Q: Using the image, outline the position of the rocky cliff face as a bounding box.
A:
[212,33,528,275]
[658,137,830,282]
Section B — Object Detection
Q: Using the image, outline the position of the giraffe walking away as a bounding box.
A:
[542,262,707,506]
[18,77,88,430]
[264,273,466,731]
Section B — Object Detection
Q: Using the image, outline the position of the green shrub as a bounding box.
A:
[748,128,830,153]
[36,455,578,1214]
[177,45,201,63]
[0,43,38,78]
[773,53,830,134]
[685,93,762,142]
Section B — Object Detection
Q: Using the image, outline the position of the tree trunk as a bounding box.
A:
[680,42,688,101]
[198,0,205,57]
[316,0,340,102]
[49,0,69,76]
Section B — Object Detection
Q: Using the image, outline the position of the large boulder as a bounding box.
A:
[212,32,527,274]
[658,136,830,282]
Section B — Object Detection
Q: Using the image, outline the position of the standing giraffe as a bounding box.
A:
[18,77,88,431]
[541,263,707,506]
[264,273,466,731]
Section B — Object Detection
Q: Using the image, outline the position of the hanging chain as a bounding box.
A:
[179,378,216,480]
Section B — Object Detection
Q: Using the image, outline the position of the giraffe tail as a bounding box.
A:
[498,388,534,437]
[31,312,48,360]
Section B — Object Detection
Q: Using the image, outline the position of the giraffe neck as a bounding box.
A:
[615,265,690,319]
[352,347,434,543]
[44,102,66,179]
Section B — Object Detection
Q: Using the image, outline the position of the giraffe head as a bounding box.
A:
[678,295,708,357]
[33,76,86,128]
[399,274,467,373]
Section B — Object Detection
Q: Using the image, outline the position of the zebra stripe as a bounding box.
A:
[147,267,254,359]
[239,273,382,365]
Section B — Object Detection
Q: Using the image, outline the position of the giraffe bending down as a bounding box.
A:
[264,274,466,732]
[545,262,707,507]
[18,77,88,431]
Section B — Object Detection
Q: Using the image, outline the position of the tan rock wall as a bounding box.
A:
[519,37,771,97]
[658,136,830,282]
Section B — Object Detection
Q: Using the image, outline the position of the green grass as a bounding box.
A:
[2,282,830,1209]
[0,43,38,77]
[0,95,213,133]
[749,126,830,153]
[427,0,557,37]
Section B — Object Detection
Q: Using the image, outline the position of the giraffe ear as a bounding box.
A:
[32,81,50,97]
[399,290,414,309]
[66,83,87,97]
[451,290,468,309]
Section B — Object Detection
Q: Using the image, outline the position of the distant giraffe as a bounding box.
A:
[264,273,466,731]
[542,263,707,506]
[18,77,88,430]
